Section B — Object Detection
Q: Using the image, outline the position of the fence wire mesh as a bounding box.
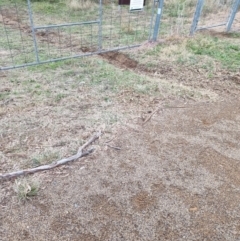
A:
[0,0,239,70]
[227,0,240,31]
[158,0,195,36]
[191,0,240,34]
[195,0,239,32]
[0,1,34,68]
[0,0,156,70]
[158,0,239,36]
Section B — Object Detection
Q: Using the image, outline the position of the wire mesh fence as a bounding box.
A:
[0,0,239,70]
[190,0,240,35]
[0,1,34,69]
[227,0,240,31]
[0,0,157,70]
[158,0,239,36]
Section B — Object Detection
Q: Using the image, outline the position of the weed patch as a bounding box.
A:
[187,36,240,71]
[30,152,59,167]
[13,178,40,201]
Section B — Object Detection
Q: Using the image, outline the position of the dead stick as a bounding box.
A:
[142,107,161,125]
[0,131,101,180]
[142,106,189,125]
[106,144,121,150]
[163,106,189,109]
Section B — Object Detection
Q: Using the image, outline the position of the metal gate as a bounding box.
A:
[190,0,240,35]
[0,0,163,70]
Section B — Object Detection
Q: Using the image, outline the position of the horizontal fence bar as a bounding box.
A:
[197,22,226,31]
[0,45,140,71]
[27,0,39,63]
[34,20,100,30]
[190,0,204,35]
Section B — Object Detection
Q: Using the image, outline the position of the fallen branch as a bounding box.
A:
[0,131,101,180]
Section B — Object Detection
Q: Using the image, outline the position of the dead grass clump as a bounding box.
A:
[13,178,40,201]
[67,0,97,10]
[121,22,135,35]
[67,0,113,10]
[201,0,233,17]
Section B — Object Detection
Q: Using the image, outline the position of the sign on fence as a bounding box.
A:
[130,0,144,11]
[118,0,146,6]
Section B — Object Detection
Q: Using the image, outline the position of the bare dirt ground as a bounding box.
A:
[1,96,240,240]
[1,44,240,240]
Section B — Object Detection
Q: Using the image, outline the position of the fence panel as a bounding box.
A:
[190,0,240,35]
[226,0,240,32]
[0,0,157,70]
[0,0,36,69]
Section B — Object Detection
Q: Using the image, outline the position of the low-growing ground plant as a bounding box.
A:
[13,178,40,201]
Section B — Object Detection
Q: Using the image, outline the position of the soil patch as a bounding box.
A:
[101,49,240,99]
[100,51,138,69]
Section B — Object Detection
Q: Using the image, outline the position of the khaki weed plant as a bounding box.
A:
[13,178,40,201]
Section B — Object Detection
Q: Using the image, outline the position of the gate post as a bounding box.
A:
[152,0,164,41]
[27,0,39,63]
[190,0,204,36]
[226,0,240,32]
[98,0,103,50]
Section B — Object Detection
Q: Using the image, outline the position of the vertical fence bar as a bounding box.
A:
[226,0,240,32]
[148,0,156,41]
[27,0,39,62]
[190,0,204,36]
[98,0,103,50]
[152,0,164,41]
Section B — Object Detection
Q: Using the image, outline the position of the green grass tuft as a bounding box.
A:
[187,36,240,71]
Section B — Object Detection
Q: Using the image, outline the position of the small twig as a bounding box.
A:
[163,106,189,109]
[124,124,142,133]
[142,105,190,125]
[0,132,101,181]
[142,107,161,125]
[105,136,117,143]
[106,144,121,150]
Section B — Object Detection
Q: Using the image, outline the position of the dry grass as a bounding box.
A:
[67,0,97,10]
[1,1,240,240]
[13,178,40,201]
[2,93,240,240]
[66,0,113,10]
[1,41,240,240]
[166,0,233,8]
[162,0,235,36]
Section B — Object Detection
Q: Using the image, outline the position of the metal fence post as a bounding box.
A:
[27,0,39,63]
[226,0,240,32]
[148,0,156,41]
[190,0,204,36]
[98,0,103,50]
[152,0,164,41]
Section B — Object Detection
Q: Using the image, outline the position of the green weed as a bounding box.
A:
[0,92,10,101]
[30,152,59,167]
[55,93,67,102]
[187,36,240,70]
